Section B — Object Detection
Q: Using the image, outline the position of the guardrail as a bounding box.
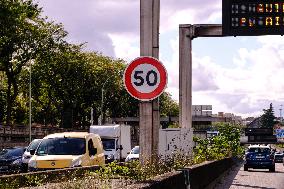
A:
[0,165,102,188]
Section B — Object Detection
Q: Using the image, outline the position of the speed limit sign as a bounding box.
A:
[123,56,167,101]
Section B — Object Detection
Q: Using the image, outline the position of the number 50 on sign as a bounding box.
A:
[123,56,167,101]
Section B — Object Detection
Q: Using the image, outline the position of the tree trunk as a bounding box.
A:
[61,103,72,128]
[6,71,18,126]
[6,79,12,126]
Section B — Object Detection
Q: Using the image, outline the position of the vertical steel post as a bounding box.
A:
[140,0,160,163]
[100,88,104,125]
[29,62,32,143]
[90,107,93,125]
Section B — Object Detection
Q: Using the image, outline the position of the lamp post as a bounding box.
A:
[29,61,32,143]
[99,71,123,125]
[280,104,283,123]
[99,77,111,125]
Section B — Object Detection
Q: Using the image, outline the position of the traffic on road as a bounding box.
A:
[0,125,139,175]
[215,158,284,189]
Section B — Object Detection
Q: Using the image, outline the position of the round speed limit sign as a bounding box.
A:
[123,56,167,101]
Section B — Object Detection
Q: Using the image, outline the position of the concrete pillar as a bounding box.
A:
[140,0,160,163]
[179,25,193,129]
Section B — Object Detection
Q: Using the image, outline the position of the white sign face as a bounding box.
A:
[123,56,167,101]
[131,63,161,94]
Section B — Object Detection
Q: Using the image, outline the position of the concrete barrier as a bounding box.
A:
[130,157,235,189]
[186,158,235,189]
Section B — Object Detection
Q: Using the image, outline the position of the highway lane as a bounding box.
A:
[214,162,284,189]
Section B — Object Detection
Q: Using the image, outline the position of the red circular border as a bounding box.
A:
[123,56,167,101]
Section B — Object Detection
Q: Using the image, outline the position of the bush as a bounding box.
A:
[193,122,244,163]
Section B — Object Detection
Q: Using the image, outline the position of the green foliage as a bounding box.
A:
[95,155,192,182]
[193,122,244,163]
[160,92,179,117]
[276,143,284,148]
[260,103,276,128]
[0,0,68,125]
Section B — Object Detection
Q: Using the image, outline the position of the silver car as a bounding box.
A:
[22,139,42,172]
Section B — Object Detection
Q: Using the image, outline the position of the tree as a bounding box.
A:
[0,0,67,125]
[193,122,243,163]
[260,103,276,128]
[159,92,179,117]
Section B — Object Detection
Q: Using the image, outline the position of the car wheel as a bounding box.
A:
[269,166,275,172]
[244,165,248,171]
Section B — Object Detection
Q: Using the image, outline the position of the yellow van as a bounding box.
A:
[28,132,105,170]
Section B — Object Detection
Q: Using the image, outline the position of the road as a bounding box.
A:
[214,162,284,189]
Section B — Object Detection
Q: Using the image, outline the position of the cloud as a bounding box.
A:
[160,0,221,32]
[193,37,284,116]
[38,0,222,57]
[38,0,139,56]
[192,56,219,91]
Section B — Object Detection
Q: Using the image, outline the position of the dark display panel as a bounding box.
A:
[223,0,284,36]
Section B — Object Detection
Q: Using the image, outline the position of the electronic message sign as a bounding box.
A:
[222,0,284,36]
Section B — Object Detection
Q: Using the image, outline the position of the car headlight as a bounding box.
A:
[28,160,37,168]
[12,158,22,165]
[71,157,82,167]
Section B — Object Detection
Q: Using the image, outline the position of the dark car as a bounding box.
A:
[244,145,275,172]
[275,152,284,163]
[0,147,26,174]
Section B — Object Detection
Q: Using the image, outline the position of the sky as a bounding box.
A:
[37,0,284,118]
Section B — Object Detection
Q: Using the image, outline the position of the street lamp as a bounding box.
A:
[280,104,283,123]
[99,77,111,125]
[99,70,123,125]
[29,61,32,143]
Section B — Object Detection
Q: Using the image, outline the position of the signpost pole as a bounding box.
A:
[140,0,160,163]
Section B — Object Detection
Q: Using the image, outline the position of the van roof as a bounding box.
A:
[43,132,93,139]
[248,144,270,148]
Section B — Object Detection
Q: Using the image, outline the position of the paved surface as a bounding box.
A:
[214,162,284,189]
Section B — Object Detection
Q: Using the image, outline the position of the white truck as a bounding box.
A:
[89,124,131,162]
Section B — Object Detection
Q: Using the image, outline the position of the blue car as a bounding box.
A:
[244,145,275,172]
[0,147,26,174]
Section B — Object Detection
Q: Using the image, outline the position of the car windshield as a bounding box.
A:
[131,146,139,154]
[101,139,115,150]
[248,147,270,153]
[36,137,86,156]
[0,148,24,158]
[27,140,42,152]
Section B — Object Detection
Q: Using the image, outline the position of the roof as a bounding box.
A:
[248,144,270,148]
[90,125,121,137]
[43,132,91,139]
